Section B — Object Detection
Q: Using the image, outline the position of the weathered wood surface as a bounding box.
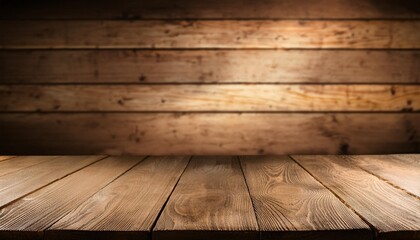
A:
[0,156,61,177]
[240,156,371,240]
[46,156,190,240]
[1,85,418,112]
[0,113,418,155]
[0,155,104,208]
[0,156,144,240]
[293,155,420,240]
[347,155,420,197]
[153,156,259,240]
[1,50,419,83]
[1,21,420,49]
[1,0,419,19]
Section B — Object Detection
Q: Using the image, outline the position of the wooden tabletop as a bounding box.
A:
[0,155,418,240]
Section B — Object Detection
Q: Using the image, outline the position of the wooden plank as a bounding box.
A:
[346,155,420,197]
[1,50,419,84]
[0,156,144,240]
[0,156,15,162]
[1,20,420,49]
[1,0,419,19]
[0,113,418,155]
[292,155,420,240]
[240,156,372,240]
[0,156,63,177]
[0,155,104,208]
[0,85,418,112]
[153,156,259,240]
[46,156,190,240]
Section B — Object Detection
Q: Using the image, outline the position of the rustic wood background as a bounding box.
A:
[0,0,419,155]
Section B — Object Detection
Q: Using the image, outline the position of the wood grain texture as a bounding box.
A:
[0,156,15,162]
[1,50,419,83]
[293,155,420,240]
[240,156,371,240]
[0,113,418,155]
[0,156,144,240]
[0,155,104,208]
[46,156,190,240]
[153,156,258,240]
[1,20,420,49]
[1,0,419,19]
[346,155,420,197]
[1,85,418,112]
[0,156,62,177]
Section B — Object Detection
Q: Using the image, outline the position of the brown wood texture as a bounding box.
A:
[292,155,420,240]
[153,156,259,240]
[0,156,62,177]
[1,0,420,19]
[0,113,418,155]
[0,156,144,240]
[46,156,190,240]
[1,50,419,84]
[0,156,15,162]
[1,20,420,49]
[0,85,418,112]
[240,156,371,240]
[0,155,104,208]
[346,155,420,197]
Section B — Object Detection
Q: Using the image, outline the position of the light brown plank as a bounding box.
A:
[0,156,15,162]
[0,113,418,155]
[0,0,419,19]
[1,21,420,49]
[240,156,371,240]
[0,85,418,112]
[153,156,259,240]
[346,155,420,197]
[0,155,104,207]
[293,155,420,240]
[0,156,63,177]
[0,156,144,240]
[46,156,190,240]
[1,50,419,84]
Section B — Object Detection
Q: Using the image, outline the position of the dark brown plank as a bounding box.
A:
[1,0,419,19]
[0,156,144,240]
[346,155,420,197]
[0,155,104,207]
[0,85,418,112]
[1,50,419,84]
[46,156,190,240]
[153,156,259,240]
[293,155,420,240]
[240,156,371,240]
[0,113,418,155]
[0,156,63,177]
[1,21,420,49]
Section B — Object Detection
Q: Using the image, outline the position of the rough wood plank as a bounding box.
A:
[0,156,144,240]
[0,113,418,155]
[1,50,419,84]
[292,155,420,240]
[153,156,259,240]
[346,155,420,197]
[0,156,63,177]
[1,0,419,19]
[240,156,371,240]
[1,21,420,49]
[0,155,104,208]
[0,156,15,162]
[46,156,190,240]
[0,85,417,112]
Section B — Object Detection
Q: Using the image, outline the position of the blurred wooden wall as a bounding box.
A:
[0,0,419,155]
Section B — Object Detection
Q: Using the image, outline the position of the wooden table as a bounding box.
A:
[0,155,418,240]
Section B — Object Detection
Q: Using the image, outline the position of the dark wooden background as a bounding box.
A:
[0,0,419,155]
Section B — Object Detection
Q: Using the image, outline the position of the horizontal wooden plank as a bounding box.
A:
[1,0,419,19]
[0,156,61,177]
[240,156,371,240]
[1,21,420,49]
[0,156,144,240]
[0,156,15,162]
[293,155,420,240]
[1,50,419,84]
[0,113,418,155]
[0,85,418,112]
[153,156,259,240]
